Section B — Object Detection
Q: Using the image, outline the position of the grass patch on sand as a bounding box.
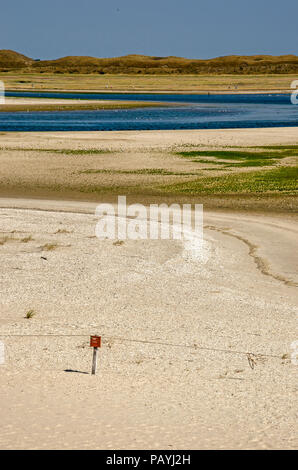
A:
[21,235,33,243]
[175,147,298,168]
[54,229,72,234]
[81,168,198,176]
[158,166,298,195]
[51,148,113,156]
[0,147,113,155]
[25,309,36,319]
[249,145,298,150]
[67,166,298,196]
[41,243,58,251]
[177,150,284,160]
[0,102,162,112]
[0,236,10,246]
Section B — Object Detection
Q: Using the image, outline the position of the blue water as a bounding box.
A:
[0,91,297,131]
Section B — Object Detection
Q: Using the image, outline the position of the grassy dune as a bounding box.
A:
[1,50,297,93]
[1,50,298,74]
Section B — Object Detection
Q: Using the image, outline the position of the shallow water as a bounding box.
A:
[1,92,297,131]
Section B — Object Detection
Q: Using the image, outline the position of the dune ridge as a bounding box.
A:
[1,49,298,74]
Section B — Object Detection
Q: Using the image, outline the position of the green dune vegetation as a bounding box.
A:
[1,50,298,92]
[1,50,298,74]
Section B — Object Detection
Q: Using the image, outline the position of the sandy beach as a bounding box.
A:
[1,0,298,453]
[0,197,297,449]
[0,127,297,450]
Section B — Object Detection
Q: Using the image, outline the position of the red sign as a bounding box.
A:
[90,335,101,348]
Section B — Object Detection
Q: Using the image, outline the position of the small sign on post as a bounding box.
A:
[90,335,101,375]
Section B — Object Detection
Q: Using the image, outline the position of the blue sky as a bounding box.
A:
[1,0,298,59]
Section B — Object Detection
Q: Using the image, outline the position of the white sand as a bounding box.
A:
[5,97,101,105]
[0,198,297,449]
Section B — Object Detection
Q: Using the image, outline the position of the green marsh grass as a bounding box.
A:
[0,147,114,155]
[81,168,199,176]
[175,147,298,168]
[158,166,298,195]
[25,309,36,319]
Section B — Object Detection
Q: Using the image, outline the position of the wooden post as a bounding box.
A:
[92,347,98,375]
[90,335,101,375]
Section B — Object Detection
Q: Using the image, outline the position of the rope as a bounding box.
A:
[0,333,283,359]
